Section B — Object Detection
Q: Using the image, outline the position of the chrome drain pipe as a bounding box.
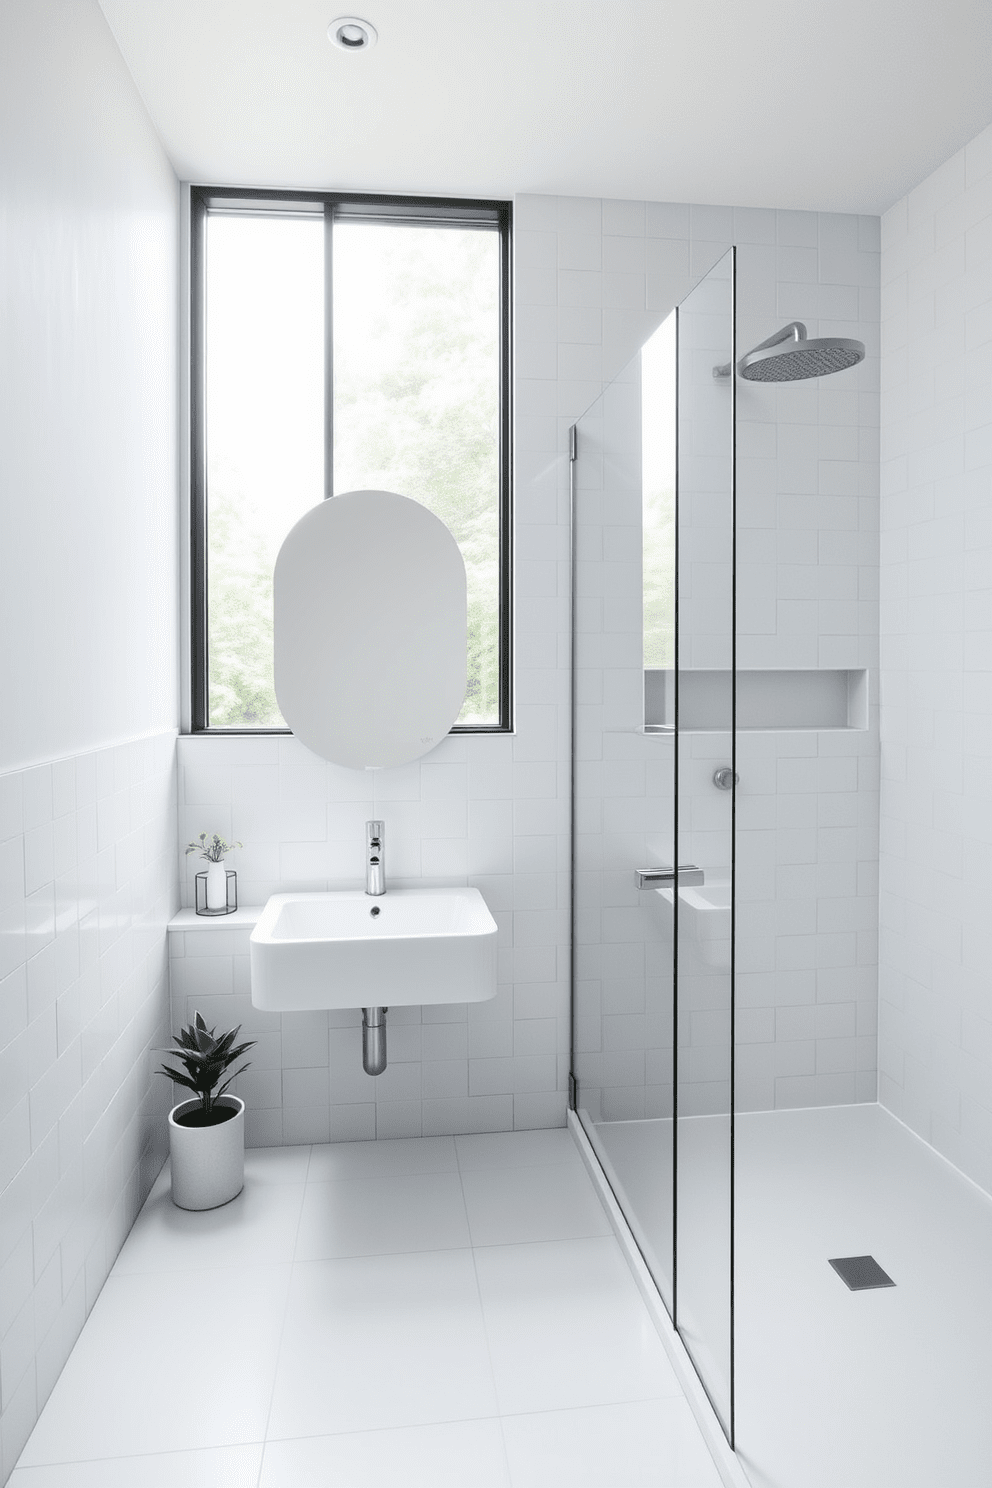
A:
[362,1006,388,1076]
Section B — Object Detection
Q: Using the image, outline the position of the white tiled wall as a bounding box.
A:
[733,211,881,1111]
[563,202,881,1119]
[0,2,178,773]
[0,2,180,1474]
[0,734,178,1479]
[879,120,992,1193]
[173,193,678,1144]
[179,194,881,1138]
[170,195,667,1144]
[175,732,569,1143]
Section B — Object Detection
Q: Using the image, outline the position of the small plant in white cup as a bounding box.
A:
[186,832,242,912]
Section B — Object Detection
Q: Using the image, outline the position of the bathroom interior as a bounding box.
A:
[2,2,992,1485]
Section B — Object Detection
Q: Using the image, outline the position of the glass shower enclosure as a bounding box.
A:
[570,250,736,1439]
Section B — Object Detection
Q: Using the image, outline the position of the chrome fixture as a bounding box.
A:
[362,1005,388,1076]
[363,821,387,1071]
[327,15,378,49]
[713,768,738,790]
[366,820,385,896]
[635,865,705,889]
[714,322,865,382]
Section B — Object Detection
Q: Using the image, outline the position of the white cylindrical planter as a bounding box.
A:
[205,861,228,910]
[168,1096,245,1211]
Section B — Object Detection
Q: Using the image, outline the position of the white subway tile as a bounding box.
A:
[602,198,645,237]
[558,233,602,272]
[422,1095,513,1136]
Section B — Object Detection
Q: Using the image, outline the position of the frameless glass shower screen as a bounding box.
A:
[673,251,736,1436]
[570,249,736,1439]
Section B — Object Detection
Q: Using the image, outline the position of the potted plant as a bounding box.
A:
[185,832,242,912]
[158,1012,256,1211]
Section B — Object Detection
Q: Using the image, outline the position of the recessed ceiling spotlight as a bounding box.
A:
[328,16,378,50]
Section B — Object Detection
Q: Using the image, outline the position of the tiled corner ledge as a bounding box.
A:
[168,906,263,932]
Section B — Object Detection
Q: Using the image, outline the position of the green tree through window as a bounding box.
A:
[642,311,676,672]
[333,224,500,725]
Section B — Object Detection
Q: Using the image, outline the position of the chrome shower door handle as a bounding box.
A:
[635,865,705,889]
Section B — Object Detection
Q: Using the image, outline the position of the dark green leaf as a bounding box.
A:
[158,1066,199,1092]
[216,1063,251,1098]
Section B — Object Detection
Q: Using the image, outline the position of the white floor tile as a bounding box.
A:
[294,1171,470,1260]
[501,1399,723,1488]
[456,1129,582,1171]
[267,1250,499,1438]
[474,1238,680,1416]
[8,1443,264,1487]
[114,1174,305,1273]
[244,1144,312,1183]
[461,1162,612,1246]
[307,1135,457,1181]
[19,1266,292,1464]
[14,1135,718,1488]
[260,1419,510,1487]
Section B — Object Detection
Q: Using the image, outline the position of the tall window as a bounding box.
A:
[190,189,511,733]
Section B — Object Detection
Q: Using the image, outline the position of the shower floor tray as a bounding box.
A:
[593,1103,992,1488]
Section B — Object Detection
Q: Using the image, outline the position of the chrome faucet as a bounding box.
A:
[366,820,385,895]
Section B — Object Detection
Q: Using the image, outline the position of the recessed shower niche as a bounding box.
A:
[645,667,869,733]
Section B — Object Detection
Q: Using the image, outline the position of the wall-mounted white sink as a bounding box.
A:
[249,887,498,1011]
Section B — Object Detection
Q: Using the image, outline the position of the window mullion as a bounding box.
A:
[190,192,209,731]
[324,202,335,501]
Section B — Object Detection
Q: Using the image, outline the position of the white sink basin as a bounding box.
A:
[249,887,498,1011]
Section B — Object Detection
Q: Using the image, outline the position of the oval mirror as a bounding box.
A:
[274,490,467,769]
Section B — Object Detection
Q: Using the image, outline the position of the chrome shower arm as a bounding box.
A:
[747,321,806,355]
[714,322,808,379]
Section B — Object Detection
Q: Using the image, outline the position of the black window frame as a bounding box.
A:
[188,185,513,735]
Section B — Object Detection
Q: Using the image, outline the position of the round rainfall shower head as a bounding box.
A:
[739,336,865,382]
[714,322,866,382]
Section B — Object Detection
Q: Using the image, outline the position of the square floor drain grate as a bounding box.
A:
[828,1255,895,1291]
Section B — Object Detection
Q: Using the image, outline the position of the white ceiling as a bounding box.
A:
[98,0,992,215]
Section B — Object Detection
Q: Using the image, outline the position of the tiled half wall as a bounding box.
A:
[0,732,177,1478]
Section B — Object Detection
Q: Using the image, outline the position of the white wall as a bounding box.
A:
[0,1,178,774]
[0,2,179,1476]
[565,204,880,1120]
[172,195,673,1145]
[734,212,881,1112]
[879,120,992,1193]
[179,194,880,1140]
